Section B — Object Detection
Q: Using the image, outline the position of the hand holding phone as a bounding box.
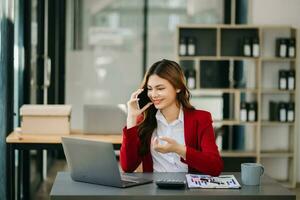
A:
[137,88,151,109]
[127,88,153,129]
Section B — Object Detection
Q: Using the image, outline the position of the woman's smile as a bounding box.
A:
[152,99,162,105]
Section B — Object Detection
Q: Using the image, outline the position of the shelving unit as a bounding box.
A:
[221,150,257,157]
[176,24,298,187]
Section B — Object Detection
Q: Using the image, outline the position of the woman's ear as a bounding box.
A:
[176,89,181,93]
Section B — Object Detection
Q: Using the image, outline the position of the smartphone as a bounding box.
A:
[137,89,151,109]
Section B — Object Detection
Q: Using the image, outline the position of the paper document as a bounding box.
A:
[185,174,241,189]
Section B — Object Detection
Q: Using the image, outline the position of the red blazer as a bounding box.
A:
[120,109,223,176]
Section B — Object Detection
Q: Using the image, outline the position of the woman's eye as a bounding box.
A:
[158,88,165,90]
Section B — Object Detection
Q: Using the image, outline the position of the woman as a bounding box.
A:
[120,59,223,176]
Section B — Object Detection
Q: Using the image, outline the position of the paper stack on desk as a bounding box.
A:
[185,174,241,189]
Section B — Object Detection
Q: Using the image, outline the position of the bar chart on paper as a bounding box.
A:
[185,174,241,189]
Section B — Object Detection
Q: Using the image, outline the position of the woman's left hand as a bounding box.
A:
[152,136,186,159]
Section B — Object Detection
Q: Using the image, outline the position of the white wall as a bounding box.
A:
[249,0,300,182]
[250,0,300,25]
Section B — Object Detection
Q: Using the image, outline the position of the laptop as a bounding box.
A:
[83,104,126,134]
[61,137,152,188]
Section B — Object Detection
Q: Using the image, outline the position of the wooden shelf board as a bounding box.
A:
[220,151,257,157]
[237,121,259,125]
[178,56,296,62]
[261,57,296,62]
[178,24,269,29]
[213,120,258,126]
[238,89,258,93]
[261,25,296,30]
[220,56,259,60]
[261,121,295,126]
[178,56,259,61]
[178,24,295,30]
[261,89,295,94]
[191,88,258,95]
[213,120,237,124]
[178,56,219,60]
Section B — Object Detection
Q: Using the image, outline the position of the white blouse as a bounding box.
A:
[150,108,188,172]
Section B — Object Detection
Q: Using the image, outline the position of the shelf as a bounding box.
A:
[220,56,259,60]
[220,151,257,157]
[178,56,259,61]
[237,88,258,93]
[178,56,217,60]
[213,120,258,126]
[261,89,295,94]
[238,121,259,125]
[178,56,296,62]
[190,88,295,95]
[214,120,238,125]
[261,151,293,158]
[178,24,296,30]
[261,57,296,62]
[178,24,261,29]
[221,28,259,57]
[179,28,216,56]
[261,121,294,126]
[191,88,258,95]
[177,24,298,187]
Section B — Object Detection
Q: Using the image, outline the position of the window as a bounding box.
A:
[66,0,224,130]
[147,0,223,65]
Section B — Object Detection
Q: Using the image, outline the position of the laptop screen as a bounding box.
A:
[83,104,126,134]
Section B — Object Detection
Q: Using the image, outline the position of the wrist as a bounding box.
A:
[127,116,137,129]
[127,112,139,120]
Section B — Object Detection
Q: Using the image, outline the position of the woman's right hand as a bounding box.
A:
[126,89,153,128]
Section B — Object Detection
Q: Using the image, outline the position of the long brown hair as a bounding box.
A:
[138,59,195,155]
